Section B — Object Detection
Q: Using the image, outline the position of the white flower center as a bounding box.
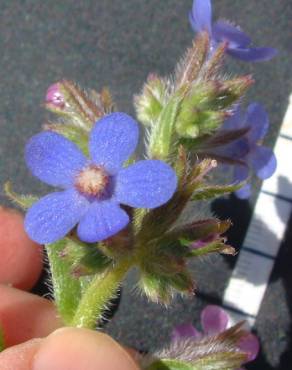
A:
[75,165,109,197]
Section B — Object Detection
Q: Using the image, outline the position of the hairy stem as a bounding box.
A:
[46,240,82,325]
[0,325,5,352]
[71,259,131,329]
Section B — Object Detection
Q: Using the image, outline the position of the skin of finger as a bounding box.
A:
[0,339,42,370]
[0,285,62,347]
[0,207,43,290]
[32,328,141,370]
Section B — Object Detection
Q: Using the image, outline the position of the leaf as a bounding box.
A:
[4,182,39,210]
[46,238,83,324]
[191,183,244,201]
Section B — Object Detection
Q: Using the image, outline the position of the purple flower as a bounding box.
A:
[24,112,177,244]
[212,103,277,199]
[189,0,277,62]
[172,305,260,369]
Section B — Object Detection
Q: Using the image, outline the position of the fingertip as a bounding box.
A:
[32,327,140,370]
[0,207,43,290]
[0,339,42,370]
[0,285,62,347]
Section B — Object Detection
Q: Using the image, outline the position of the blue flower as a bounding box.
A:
[189,0,277,62]
[24,113,177,244]
[212,103,277,199]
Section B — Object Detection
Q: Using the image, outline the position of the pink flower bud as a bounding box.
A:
[45,83,65,109]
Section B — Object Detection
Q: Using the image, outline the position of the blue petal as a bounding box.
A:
[116,160,177,209]
[222,105,245,131]
[25,189,89,244]
[235,183,252,199]
[77,200,129,242]
[89,113,139,174]
[214,138,250,159]
[213,21,251,48]
[251,146,277,179]
[227,47,278,62]
[25,132,87,188]
[234,164,249,182]
[189,0,212,34]
[246,103,269,143]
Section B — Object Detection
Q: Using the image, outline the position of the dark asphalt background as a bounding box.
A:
[0,1,291,369]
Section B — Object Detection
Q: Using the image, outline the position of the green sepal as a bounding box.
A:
[201,42,227,81]
[142,323,248,370]
[0,325,5,352]
[175,76,253,139]
[149,92,183,160]
[166,219,231,244]
[4,182,39,210]
[175,32,210,88]
[44,123,89,156]
[188,352,246,370]
[191,183,245,201]
[139,268,194,304]
[58,80,103,126]
[207,77,253,112]
[46,238,83,324]
[62,240,112,277]
[134,74,167,126]
[187,240,236,257]
[176,109,226,138]
[146,359,193,370]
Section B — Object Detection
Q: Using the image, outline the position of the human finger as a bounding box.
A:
[0,284,62,347]
[0,207,43,290]
[32,327,140,370]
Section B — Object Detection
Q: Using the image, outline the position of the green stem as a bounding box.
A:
[0,325,5,352]
[71,259,131,329]
[46,239,83,325]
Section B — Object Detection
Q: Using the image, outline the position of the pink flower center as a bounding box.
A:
[75,165,109,197]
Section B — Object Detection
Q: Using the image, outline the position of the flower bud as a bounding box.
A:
[45,82,65,109]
